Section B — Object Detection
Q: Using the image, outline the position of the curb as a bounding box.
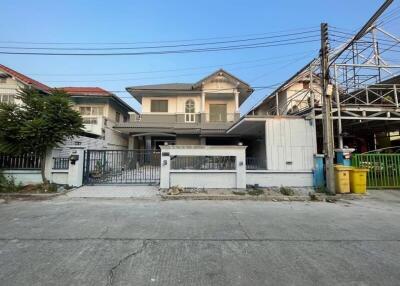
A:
[161,193,366,201]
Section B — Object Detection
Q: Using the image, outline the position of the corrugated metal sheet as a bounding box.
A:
[265,118,316,171]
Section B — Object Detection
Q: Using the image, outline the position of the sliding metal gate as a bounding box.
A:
[83,150,160,185]
[352,154,400,189]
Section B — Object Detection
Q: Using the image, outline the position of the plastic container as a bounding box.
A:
[334,165,352,194]
[350,168,369,194]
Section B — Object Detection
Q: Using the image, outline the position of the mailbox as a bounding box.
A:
[69,154,79,165]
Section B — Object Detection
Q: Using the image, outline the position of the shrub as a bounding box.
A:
[0,172,23,193]
[279,186,294,196]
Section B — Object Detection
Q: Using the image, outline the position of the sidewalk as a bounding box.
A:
[65,185,159,199]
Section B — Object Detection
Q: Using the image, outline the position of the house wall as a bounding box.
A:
[265,118,316,171]
[2,170,42,185]
[0,75,26,105]
[246,171,313,187]
[176,135,201,145]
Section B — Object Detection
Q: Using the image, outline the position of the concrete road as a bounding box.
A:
[0,191,400,286]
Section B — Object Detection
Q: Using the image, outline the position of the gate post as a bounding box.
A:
[160,148,171,189]
[67,147,85,187]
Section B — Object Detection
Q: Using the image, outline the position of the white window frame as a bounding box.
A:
[185,99,196,123]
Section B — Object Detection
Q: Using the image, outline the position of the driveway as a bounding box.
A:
[0,190,399,285]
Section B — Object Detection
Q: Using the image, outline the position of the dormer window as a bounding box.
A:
[185,99,195,122]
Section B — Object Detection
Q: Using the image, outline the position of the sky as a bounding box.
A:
[0,0,396,113]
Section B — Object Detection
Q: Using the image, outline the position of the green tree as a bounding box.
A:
[0,88,84,183]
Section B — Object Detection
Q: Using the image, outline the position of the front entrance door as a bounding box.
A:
[209,104,227,122]
[83,150,160,185]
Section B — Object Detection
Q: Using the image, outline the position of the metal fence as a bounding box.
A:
[53,157,69,170]
[352,154,400,188]
[171,156,236,170]
[84,150,161,184]
[246,157,267,170]
[0,153,41,169]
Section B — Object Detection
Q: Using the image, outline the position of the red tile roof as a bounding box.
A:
[59,87,112,96]
[0,64,51,93]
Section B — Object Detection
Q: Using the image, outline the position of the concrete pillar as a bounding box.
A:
[160,147,171,189]
[128,135,136,150]
[200,137,206,145]
[44,148,54,182]
[145,136,152,151]
[67,147,85,187]
[234,91,240,112]
[201,91,206,113]
[236,149,247,189]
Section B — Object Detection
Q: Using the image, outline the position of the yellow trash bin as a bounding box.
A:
[350,168,369,194]
[334,165,352,194]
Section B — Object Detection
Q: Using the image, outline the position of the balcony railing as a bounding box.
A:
[205,113,236,123]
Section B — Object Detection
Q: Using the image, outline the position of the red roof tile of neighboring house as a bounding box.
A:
[60,87,112,96]
[0,64,51,93]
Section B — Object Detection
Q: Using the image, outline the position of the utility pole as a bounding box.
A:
[320,23,335,195]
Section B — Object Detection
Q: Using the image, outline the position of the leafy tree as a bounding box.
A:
[0,88,84,182]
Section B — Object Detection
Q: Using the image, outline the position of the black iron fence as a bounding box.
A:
[0,153,41,169]
[84,150,161,184]
[171,156,236,170]
[53,157,69,170]
[246,157,267,170]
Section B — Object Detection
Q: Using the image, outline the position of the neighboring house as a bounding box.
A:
[60,87,138,149]
[250,69,322,116]
[0,64,51,104]
[115,69,253,150]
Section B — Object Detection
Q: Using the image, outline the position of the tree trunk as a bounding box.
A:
[40,153,49,185]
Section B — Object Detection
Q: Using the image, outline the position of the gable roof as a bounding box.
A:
[60,87,112,96]
[0,64,51,93]
[126,68,253,104]
[194,68,251,88]
[59,86,137,113]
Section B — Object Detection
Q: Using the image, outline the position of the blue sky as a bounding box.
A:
[0,0,393,113]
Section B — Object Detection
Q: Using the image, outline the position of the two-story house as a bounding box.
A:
[0,64,51,103]
[0,64,137,150]
[115,69,254,150]
[60,87,137,149]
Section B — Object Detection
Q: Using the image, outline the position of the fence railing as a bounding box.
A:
[352,154,400,188]
[0,153,42,169]
[53,157,69,170]
[171,156,236,170]
[246,157,267,170]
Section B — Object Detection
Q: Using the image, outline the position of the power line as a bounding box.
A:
[0,26,319,45]
[0,38,319,56]
[0,30,320,51]
[25,49,316,77]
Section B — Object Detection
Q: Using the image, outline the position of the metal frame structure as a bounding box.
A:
[255,2,400,151]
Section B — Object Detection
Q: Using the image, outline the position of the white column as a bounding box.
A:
[201,91,206,113]
[67,147,85,187]
[160,147,171,189]
[236,148,247,189]
[234,91,239,112]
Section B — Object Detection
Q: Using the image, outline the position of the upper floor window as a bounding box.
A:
[151,100,168,112]
[115,112,120,123]
[0,94,14,104]
[0,78,7,84]
[185,99,195,123]
[79,106,103,116]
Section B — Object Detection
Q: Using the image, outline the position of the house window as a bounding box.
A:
[209,104,227,122]
[123,115,128,123]
[0,78,7,84]
[0,94,14,103]
[115,112,120,123]
[185,99,195,123]
[151,100,168,112]
[79,106,103,116]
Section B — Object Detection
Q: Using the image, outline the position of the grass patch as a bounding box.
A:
[233,190,246,196]
[279,186,295,196]
[247,188,264,196]
[0,173,23,193]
